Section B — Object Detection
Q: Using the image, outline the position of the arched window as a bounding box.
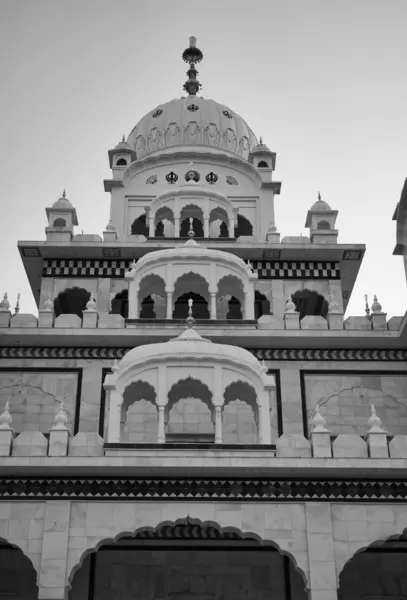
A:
[53,218,66,227]
[116,158,127,166]
[54,287,91,318]
[110,289,128,319]
[317,220,331,230]
[258,160,268,168]
[291,289,329,320]
[254,290,271,319]
[131,213,149,236]
[234,214,253,238]
[0,540,38,600]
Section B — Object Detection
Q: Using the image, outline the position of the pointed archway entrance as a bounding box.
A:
[68,517,309,600]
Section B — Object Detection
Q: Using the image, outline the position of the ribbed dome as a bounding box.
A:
[127,97,258,161]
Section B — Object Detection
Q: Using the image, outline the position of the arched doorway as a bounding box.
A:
[0,539,38,600]
[338,529,407,599]
[54,287,91,318]
[68,518,309,600]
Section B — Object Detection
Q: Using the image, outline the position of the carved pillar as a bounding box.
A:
[245,285,255,320]
[108,389,122,443]
[174,217,180,238]
[134,290,139,319]
[149,215,155,237]
[204,217,210,238]
[166,291,173,319]
[257,401,264,444]
[157,405,166,443]
[214,405,223,444]
[210,292,217,320]
[229,216,235,237]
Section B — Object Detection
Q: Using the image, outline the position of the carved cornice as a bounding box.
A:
[0,477,406,501]
[0,347,406,361]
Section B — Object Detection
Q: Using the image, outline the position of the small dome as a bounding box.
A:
[120,327,260,371]
[113,139,133,152]
[251,138,271,153]
[52,191,74,210]
[127,97,258,161]
[310,199,332,212]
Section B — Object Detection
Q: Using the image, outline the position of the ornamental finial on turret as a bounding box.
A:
[367,404,386,433]
[14,293,20,316]
[182,36,203,96]
[318,191,322,202]
[122,135,125,143]
[0,293,10,312]
[62,189,66,198]
[364,294,371,317]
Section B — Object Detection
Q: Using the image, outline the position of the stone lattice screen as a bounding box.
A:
[0,370,79,434]
[303,372,407,437]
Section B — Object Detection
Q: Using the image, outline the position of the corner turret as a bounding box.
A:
[45,190,78,241]
[305,193,338,244]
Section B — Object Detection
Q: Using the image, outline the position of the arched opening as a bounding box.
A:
[166,378,214,442]
[258,160,268,168]
[131,213,149,236]
[116,158,127,166]
[234,214,253,238]
[0,539,38,600]
[254,290,271,319]
[109,289,128,319]
[54,287,91,318]
[224,381,258,443]
[121,381,157,442]
[317,220,331,230]
[68,519,309,600]
[338,530,407,599]
[173,273,210,319]
[209,207,230,238]
[180,204,204,238]
[155,206,174,237]
[291,289,329,320]
[139,274,166,319]
[53,217,66,227]
[217,275,245,320]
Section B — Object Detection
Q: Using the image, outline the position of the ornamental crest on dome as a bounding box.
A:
[184,121,201,144]
[135,135,146,158]
[237,135,250,157]
[147,127,164,152]
[203,122,220,147]
[165,122,181,146]
[223,128,237,152]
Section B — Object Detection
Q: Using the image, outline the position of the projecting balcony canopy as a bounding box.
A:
[124,239,258,320]
[145,182,238,238]
[104,326,275,445]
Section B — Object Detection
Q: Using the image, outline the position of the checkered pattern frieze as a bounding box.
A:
[43,259,136,278]
[43,258,340,279]
[252,260,340,279]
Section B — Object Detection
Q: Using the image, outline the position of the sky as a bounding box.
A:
[0,0,406,318]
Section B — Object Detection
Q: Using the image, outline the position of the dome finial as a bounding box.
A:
[122,134,125,143]
[259,136,263,145]
[62,188,66,198]
[182,36,203,96]
[318,191,322,202]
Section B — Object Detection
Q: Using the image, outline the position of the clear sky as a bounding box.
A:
[1,0,406,318]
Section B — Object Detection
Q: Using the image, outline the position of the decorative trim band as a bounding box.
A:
[42,259,340,280]
[0,347,406,362]
[0,477,406,501]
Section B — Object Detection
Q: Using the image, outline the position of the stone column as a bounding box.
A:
[210,292,217,320]
[174,217,180,238]
[204,217,210,238]
[133,290,139,318]
[39,500,71,600]
[306,503,337,600]
[166,291,173,319]
[149,214,155,237]
[229,217,235,237]
[257,401,264,444]
[157,405,166,443]
[214,406,223,444]
[107,389,122,443]
[244,286,255,320]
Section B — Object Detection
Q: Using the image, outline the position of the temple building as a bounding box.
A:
[1,37,407,600]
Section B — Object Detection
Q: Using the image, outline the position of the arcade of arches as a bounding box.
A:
[2,523,407,599]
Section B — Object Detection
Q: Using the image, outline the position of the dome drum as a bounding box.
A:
[125,240,257,320]
[104,328,275,445]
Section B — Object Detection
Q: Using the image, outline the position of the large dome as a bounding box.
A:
[127,97,258,161]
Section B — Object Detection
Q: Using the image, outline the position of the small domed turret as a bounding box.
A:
[108,135,137,172]
[248,137,276,183]
[45,190,78,241]
[305,193,338,244]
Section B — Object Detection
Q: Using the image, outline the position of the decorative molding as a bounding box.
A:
[1,347,407,362]
[0,477,406,501]
[42,258,340,280]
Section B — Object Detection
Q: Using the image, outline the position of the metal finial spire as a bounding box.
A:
[364,294,371,317]
[62,189,66,198]
[188,217,195,238]
[122,135,125,142]
[14,293,20,316]
[182,36,203,96]
[259,137,263,145]
[318,191,322,202]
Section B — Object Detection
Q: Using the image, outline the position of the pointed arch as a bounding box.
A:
[0,538,38,599]
[54,286,91,318]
